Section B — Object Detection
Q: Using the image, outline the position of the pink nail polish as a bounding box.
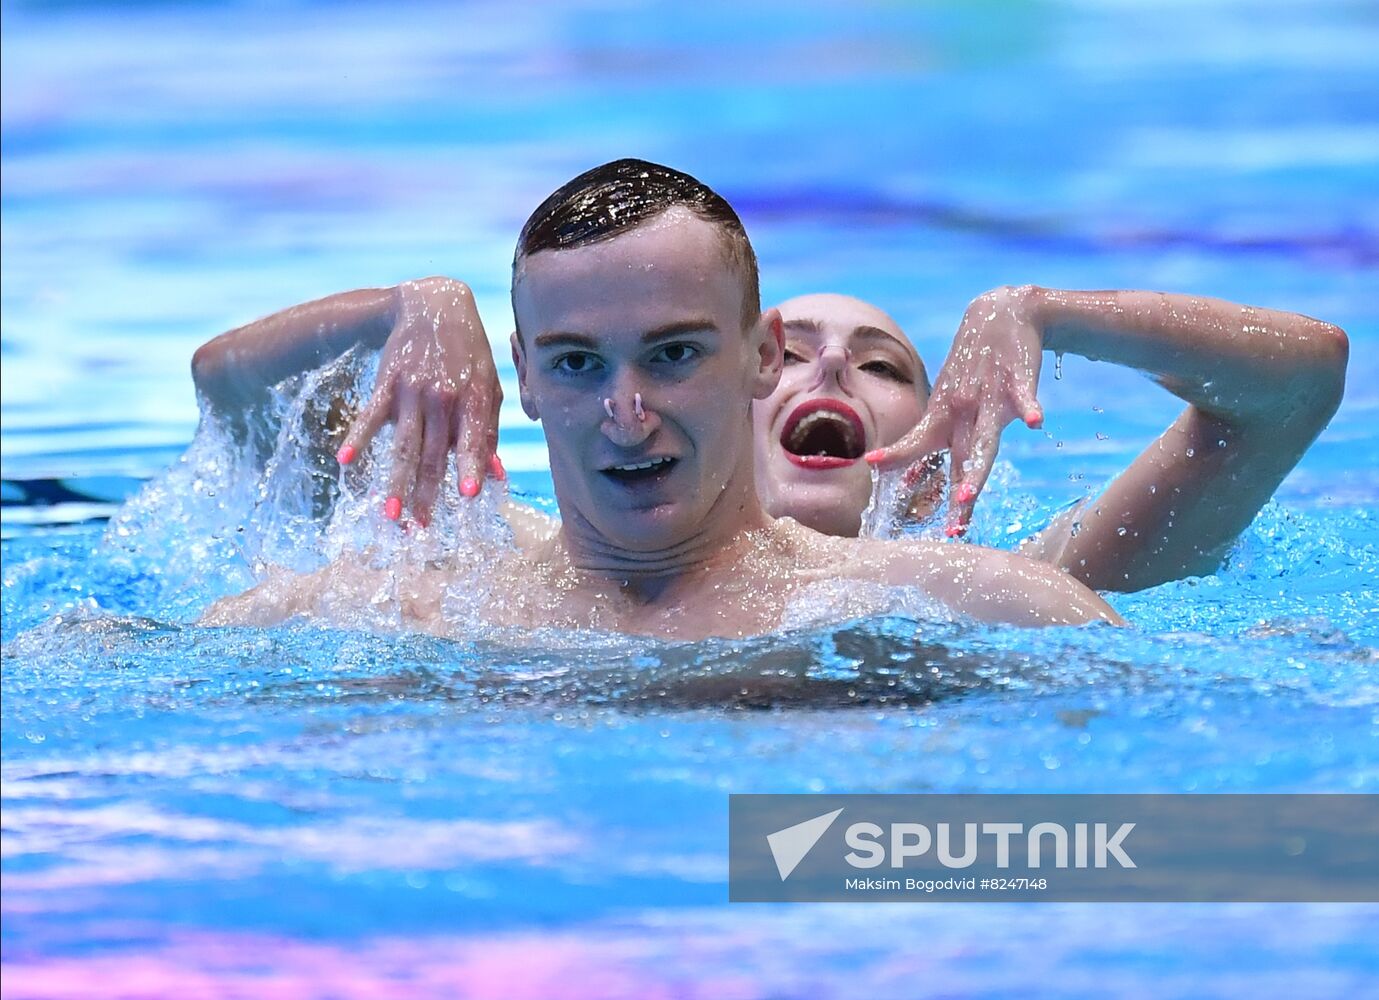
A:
[460,477,479,498]
[1025,410,1043,429]
[956,483,978,504]
[864,449,885,464]
[488,455,506,481]
[384,496,402,521]
[337,444,356,465]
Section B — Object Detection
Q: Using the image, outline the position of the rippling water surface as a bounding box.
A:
[3,1,1378,996]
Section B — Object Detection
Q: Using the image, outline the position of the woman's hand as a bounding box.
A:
[866,285,1046,536]
[337,277,503,527]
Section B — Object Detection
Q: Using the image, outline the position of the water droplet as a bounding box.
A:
[1116,527,1128,536]
[1148,484,1157,495]
[1095,432,1109,441]
[1053,352,1064,380]
[1186,448,1195,458]
[1069,521,1081,537]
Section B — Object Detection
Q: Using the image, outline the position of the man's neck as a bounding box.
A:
[555,475,775,603]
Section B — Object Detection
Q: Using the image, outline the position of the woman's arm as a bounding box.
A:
[1018,287,1347,590]
[870,285,1348,591]
[191,276,503,526]
[191,286,397,417]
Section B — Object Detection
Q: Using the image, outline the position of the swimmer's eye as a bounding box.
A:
[651,343,701,365]
[552,352,603,375]
[782,348,807,365]
[859,359,912,384]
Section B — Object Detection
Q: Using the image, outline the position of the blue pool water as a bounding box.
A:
[3,1,1378,996]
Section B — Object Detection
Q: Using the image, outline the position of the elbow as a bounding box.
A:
[190,338,239,413]
[1304,322,1348,425]
[190,340,220,393]
[1321,322,1349,400]
[191,337,215,380]
[1264,321,1348,433]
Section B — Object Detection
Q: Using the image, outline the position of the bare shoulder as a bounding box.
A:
[199,562,333,627]
[199,554,451,628]
[830,535,1124,627]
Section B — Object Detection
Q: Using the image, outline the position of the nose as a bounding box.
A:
[600,385,661,448]
[811,345,851,391]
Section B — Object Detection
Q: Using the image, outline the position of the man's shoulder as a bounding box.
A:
[826,533,976,579]
[823,534,1122,627]
[763,518,960,576]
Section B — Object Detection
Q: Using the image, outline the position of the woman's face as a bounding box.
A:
[753,293,928,536]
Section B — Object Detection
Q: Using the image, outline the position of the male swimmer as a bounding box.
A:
[195,159,1119,638]
[756,288,1347,591]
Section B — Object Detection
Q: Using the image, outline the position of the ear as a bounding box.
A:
[748,307,784,400]
[511,331,540,421]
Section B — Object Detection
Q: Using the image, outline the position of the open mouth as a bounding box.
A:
[779,399,867,469]
[600,455,679,486]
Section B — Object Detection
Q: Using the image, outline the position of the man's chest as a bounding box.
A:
[466,558,804,640]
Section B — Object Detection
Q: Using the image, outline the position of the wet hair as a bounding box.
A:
[513,158,761,332]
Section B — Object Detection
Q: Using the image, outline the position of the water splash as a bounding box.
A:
[859,461,948,541]
[94,347,517,626]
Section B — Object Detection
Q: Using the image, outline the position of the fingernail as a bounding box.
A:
[384,496,402,521]
[337,444,356,465]
[488,454,506,481]
[945,522,968,539]
[1025,410,1043,429]
[956,483,978,503]
[460,477,480,498]
[863,449,885,464]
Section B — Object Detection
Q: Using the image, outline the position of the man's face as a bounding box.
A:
[513,208,777,553]
[753,293,928,537]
